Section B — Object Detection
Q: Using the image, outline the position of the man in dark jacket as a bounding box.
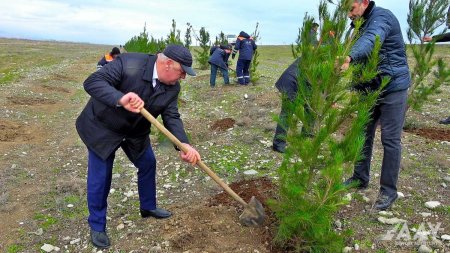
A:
[341,0,411,210]
[76,44,201,248]
[423,5,450,125]
[232,31,257,85]
[272,58,313,153]
[209,45,232,87]
[96,47,121,70]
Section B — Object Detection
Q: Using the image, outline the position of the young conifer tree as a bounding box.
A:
[166,19,183,45]
[250,22,261,84]
[184,23,193,49]
[269,0,387,251]
[124,23,165,53]
[194,27,211,70]
[406,0,449,111]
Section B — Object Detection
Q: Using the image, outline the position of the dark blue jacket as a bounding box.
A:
[208,47,229,70]
[76,53,189,161]
[275,59,300,101]
[233,31,257,61]
[349,1,410,94]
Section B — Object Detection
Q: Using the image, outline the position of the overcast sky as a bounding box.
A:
[0,0,447,46]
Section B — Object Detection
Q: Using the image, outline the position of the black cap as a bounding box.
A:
[163,44,196,76]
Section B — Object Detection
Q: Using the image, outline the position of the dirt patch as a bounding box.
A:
[404,127,450,141]
[211,118,236,131]
[41,84,71,93]
[7,95,57,105]
[0,120,35,142]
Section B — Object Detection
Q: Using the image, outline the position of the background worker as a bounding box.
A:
[97,47,121,70]
[232,31,257,85]
[209,44,232,87]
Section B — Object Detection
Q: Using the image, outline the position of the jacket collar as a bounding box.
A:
[350,1,376,28]
[142,54,156,82]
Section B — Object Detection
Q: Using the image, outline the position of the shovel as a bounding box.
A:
[140,108,265,226]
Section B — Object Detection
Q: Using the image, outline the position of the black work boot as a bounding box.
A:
[439,116,450,125]
[343,177,368,190]
[90,230,110,249]
[140,208,172,219]
[374,192,398,210]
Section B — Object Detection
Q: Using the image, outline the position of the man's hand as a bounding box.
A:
[119,92,144,113]
[340,56,352,72]
[179,143,201,165]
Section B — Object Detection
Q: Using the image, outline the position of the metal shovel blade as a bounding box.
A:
[239,196,265,226]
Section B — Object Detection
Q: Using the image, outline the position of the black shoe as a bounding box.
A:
[439,117,450,125]
[90,230,110,249]
[374,193,398,210]
[140,208,172,219]
[272,145,285,153]
[343,177,368,190]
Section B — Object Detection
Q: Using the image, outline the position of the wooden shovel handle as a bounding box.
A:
[140,108,247,206]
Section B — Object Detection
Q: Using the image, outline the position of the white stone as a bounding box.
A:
[418,245,432,253]
[243,169,258,175]
[67,204,74,208]
[444,176,450,183]
[244,94,248,99]
[354,244,360,251]
[378,211,393,217]
[397,192,405,198]
[69,238,80,245]
[62,236,71,241]
[441,183,447,188]
[362,196,371,203]
[117,223,125,230]
[441,234,450,241]
[419,212,432,218]
[377,217,406,225]
[41,244,55,252]
[425,201,441,209]
[343,193,352,202]
[125,190,134,197]
[110,188,116,194]
[342,246,352,253]
[112,173,121,179]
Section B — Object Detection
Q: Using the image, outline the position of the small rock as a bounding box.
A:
[244,94,249,99]
[334,220,342,229]
[112,173,121,179]
[354,244,360,251]
[377,217,406,225]
[441,234,450,241]
[342,246,352,253]
[69,238,80,245]
[62,236,71,241]
[243,169,258,175]
[378,211,393,217]
[419,212,432,218]
[125,190,134,197]
[441,183,447,188]
[362,196,370,203]
[117,223,125,230]
[397,192,405,198]
[418,245,432,253]
[343,193,352,202]
[443,176,450,183]
[149,245,162,253]
[110,188,116,194]
[425,201,441,209]
[41,244,55,252]
[67,204,74,208]
[28,228,44,236]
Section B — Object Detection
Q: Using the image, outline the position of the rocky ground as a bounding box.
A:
[0,38,449,252]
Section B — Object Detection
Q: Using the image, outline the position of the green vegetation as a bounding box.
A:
[406,0,450,111]
[269,0,386,251]
[250,22,261,84]
[194,27,211,70]
[6,244,24,253]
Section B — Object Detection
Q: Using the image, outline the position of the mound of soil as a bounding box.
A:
[0,120,34,142]
[211,118,236,131]
[7,95,57,105]
[404,127,450,141]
